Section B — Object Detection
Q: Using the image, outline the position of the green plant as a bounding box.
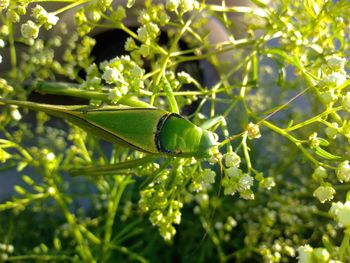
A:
[0,0,349,262]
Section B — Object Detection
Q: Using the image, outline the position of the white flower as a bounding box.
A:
[32,5,58,29]
[177,71,192,84]
[166,0,180,11]
[225,167,241,178]
[21,20,39,39]
[329,201,350,228]
[180,0,198,12]
[297,245,313,263]
[130,65,144,78]
[329,201,344,217]
[108,87,123,103]
[325,123,338,139]
[336,161,350,183]
[46,13,59,27]
[11,107,22,121]
[137,26,148,42]
[312,166,328,180]
[313,248,330,262]
[246,122,261,139]
[320,71,347,88]
[102,66,121,84]
[223,152,241,167]
[313,185,335,203]
[46,152,56,161]
[336,201,350,227]
[320,90,338,104]
[201,169,216,185]
[327,55,347,71]
[0,39,5,48]
[237,174,254,191]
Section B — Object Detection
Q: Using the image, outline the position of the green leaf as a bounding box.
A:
[313,146,342,160]
[317,137,330,147]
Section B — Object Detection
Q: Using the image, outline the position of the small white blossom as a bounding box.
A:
[102,66,121,84]
[329,201,344,217]
[124,37,137,51]
[46,152,55,161]
[327,55,347,71]
[330,201,350,227]
[240,189,255,200]
[325,123,338,139]
[336,161,350,183]
[297,245,313,263]
[320,71,347,89]
[237,174,254,191]
[320,90,338,104]
[166,0,180,11]
[32,5,58,29]
[48,186,56,195]
[0,39,5,48]
[130,65,144,78]
[225,167,241,178]
[259,177,276,190]
[313,248,330,262]
[11,108,22,121]
[180,0,198,12]
[313,185,335,203]
[0,0,10,9]
[312,166,328,180]
[177,71,192,84]
[223,152,241,167]
[108,87,123,103]
[21,20,39,39]
[246,122,261,139]
[46,13,59,27]
[137,26,148,42]
[342,92,350,111]
[201,169,216,185]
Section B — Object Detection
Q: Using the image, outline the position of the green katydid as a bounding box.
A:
[0,98,219,159]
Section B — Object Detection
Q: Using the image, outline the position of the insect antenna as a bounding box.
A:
[219,85,312,147]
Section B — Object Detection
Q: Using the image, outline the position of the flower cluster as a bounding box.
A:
[189,168,216,192]
[139,182,183,241]
[220,152,253,199]
[20,5,59,39]
[31,5,59,29]
[166,0,199,13]
[100,55,145,103]
[297,245,330,263]
[318,55,347,104]
[329,201,350,228]
[0,243,14,262]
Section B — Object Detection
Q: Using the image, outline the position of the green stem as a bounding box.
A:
[69,155,157,176]
[8,21,17,76]
[241,133,252,173]
[150,17,193,106]
[261,120,321,166]
[53,0,89,15]
[101,176,133,263]
[52,183,95,262]
[286,106,342,132]
[34,81,152,107]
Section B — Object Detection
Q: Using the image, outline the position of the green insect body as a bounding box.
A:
[0,99,218,158]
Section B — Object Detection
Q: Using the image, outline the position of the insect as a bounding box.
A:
[0,98,219,159]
